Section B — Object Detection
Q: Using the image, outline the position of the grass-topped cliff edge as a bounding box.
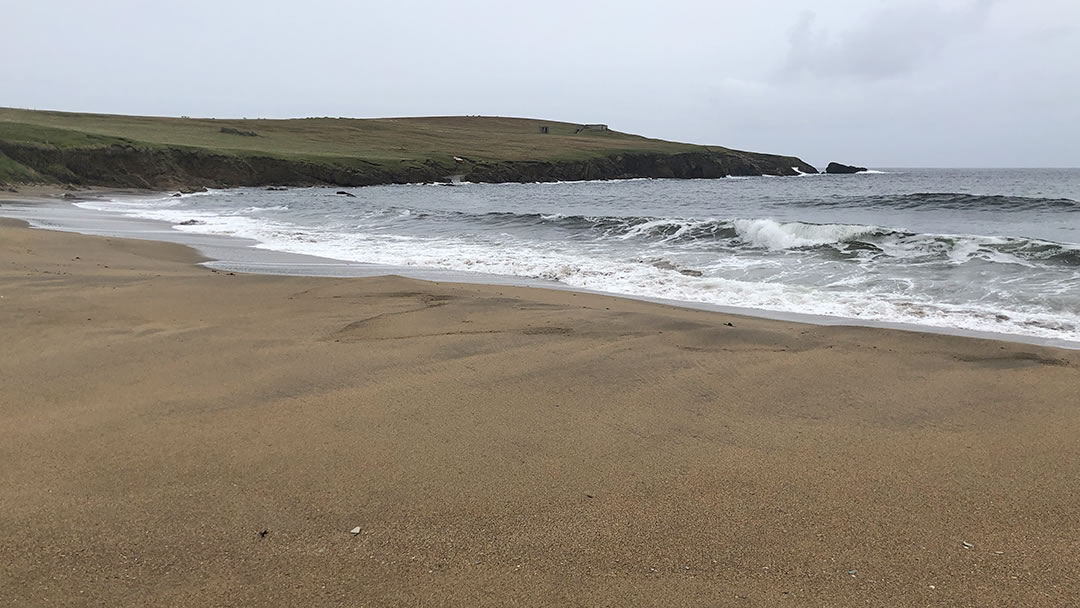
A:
[0,107,817,189]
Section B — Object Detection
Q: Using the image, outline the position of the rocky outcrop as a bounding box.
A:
[0,141,818,190]
[826,162,867,174]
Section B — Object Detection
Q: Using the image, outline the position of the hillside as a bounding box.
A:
[0,108,817,189]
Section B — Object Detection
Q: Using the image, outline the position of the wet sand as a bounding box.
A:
[1,216,1078,606]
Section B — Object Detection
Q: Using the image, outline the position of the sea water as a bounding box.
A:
[74,169,1080,344]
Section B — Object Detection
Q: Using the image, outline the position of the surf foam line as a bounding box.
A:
[74,198,1080,267]
[66,194,1080,345]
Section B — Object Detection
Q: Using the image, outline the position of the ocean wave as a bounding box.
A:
[60,187,1080,344]
[446,210,1080,267]
[732,219,881,249]
[231,227,1080,344]
[78,193,1080,270]
[806,192,1078,212]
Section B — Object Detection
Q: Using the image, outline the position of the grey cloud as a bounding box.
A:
[781,0,999,81]
[2,0,1078,167]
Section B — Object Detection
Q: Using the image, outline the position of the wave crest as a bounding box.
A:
[733,219,880,250]
[391,209,1080,266]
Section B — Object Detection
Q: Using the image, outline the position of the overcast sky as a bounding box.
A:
[4,0,1078,167]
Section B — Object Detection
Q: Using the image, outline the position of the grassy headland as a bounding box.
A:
[0,107,816,189]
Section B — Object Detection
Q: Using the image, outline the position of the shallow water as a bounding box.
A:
[74,169,1080,343]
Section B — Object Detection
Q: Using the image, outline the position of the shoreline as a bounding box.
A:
[3,210,1079,606]
[3,187,1078,351]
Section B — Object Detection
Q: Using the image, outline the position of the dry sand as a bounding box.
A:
[1,216,1078,607]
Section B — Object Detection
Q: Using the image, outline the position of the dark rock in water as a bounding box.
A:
[826,162,868,174]
[649,258,704,277]
[336,191,356,197]
[178,219,204,226]
[172,192,183,197]
[266,186,287,191]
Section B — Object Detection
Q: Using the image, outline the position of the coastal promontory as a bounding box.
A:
[0,108,817,190]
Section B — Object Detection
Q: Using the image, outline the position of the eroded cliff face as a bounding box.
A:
[0,143,446,189]
[0,142,816,190]
[464,152,815,183]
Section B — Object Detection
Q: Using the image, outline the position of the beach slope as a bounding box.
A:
[1,219,1078,607]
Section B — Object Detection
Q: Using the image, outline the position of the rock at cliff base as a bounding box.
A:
[826,162,868,174]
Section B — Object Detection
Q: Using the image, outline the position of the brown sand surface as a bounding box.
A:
[1,217,1078,607]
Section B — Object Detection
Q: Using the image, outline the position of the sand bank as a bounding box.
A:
[1,217,1078,606]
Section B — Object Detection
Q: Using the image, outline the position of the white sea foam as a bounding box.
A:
[533,177,652,185]
[733,219,877,250]
[178,219,1080,343]
[71,192,1080,345]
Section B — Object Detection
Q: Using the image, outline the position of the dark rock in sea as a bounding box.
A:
[826,162,868,174]
[266,186,288,191]
[172,192,183,197]
[336,191,356,197]
[178,219,204,226]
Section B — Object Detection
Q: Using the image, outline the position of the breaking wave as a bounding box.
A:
[406,209,1080,267]
[68,179,1080,345]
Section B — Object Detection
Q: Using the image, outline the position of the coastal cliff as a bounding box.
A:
[0,109,816,189]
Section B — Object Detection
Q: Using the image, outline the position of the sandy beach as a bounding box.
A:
[2,212,1079,607]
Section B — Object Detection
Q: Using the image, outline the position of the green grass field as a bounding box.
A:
[0,107,812,186]
[0,107,713,164]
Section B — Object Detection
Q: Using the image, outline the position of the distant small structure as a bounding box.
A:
[574,124,609,134]
[538,125,549,134]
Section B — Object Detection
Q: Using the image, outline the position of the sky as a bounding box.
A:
[3,0,1078,167]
